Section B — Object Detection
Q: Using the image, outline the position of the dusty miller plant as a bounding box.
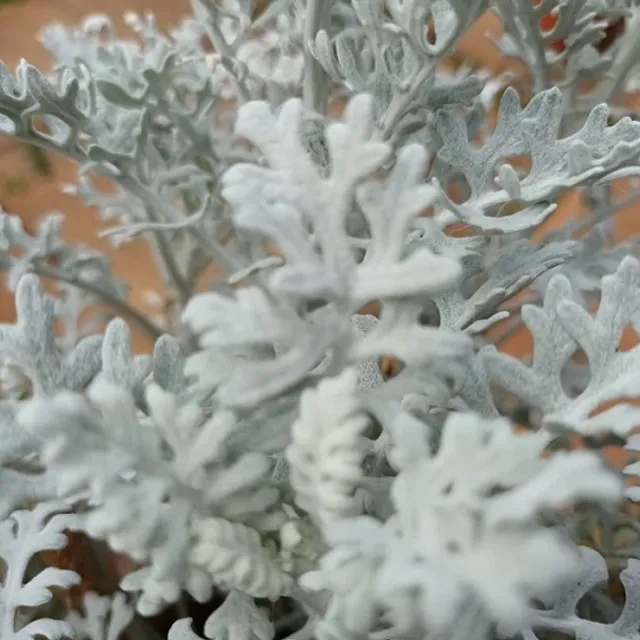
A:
[4,0,640,639]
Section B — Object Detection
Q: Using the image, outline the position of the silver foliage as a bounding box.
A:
[0,1,640,640]
[0,502,80,640]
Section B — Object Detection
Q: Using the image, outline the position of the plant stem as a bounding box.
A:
[571,186,640,238]
[33,264,165,341]
[378,64,433,141]
[117,177,193,305]
[13,133,195,307]
[527,18,552,93]
[124,178,242,274]
[197,4,252,103]
[16,131,244,305]
[302,0,335,114]
[153,93,220,163]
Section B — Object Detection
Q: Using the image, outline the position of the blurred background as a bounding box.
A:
[1,2,640,383]
[4,1,638,350]
[0,0,195,347]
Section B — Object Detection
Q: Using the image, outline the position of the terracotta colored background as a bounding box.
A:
[1,4,639,363]
[0,0,194,350]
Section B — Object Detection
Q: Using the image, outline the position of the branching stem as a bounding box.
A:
[303,0,335,114]
[33,264,165,341]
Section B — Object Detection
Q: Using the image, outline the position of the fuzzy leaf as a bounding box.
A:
[485,257,640,433]
[436,87,640,232]
[0,274,102,395]
[0,502,80,640]
[203,591,274,640]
